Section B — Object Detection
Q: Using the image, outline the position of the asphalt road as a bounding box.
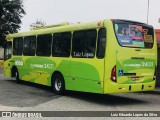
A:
[0,68,160,120]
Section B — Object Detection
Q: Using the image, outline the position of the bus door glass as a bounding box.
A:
[3,41,12,77]
[4,42,12,61]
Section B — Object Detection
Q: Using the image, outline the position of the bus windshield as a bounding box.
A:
[114,20,154,48]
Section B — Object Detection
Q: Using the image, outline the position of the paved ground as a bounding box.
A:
[0,68,160,120]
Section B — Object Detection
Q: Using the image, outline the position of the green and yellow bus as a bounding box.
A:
[3,19,157,94]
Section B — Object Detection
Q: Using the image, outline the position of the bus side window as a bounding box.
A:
[52,32,71,57]
[72,29,97,58]
[23,36,36,56]
[72,31,84,56]
[13,37,23,56]
[53,33,61,56]
[29,36,36,56]
[23,36,30,56]
[85,30,97,55]
[36,34,52,57]
[96,28,106,59]
[61,32,71,57]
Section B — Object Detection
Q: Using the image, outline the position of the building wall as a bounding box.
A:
[155,29,160,43]
[155,29,160,85]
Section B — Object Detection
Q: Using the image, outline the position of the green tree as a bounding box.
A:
[0,0,26,46]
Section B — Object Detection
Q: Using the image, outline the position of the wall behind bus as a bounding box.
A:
[155,29,160,42]
[155,29,160,85]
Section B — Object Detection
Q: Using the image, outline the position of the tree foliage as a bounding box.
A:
[0,0,26,46]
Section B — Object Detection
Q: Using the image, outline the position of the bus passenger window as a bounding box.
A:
[30,37,36,55]
[36,34,52,56]
[23,36,36,56]
[13,37,23,56]
[72,29,97,58]
[23,37,30,55]
[97,28,106,58]
[52,32,71,57]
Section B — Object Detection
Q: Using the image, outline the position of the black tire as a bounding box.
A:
[52,73,65,95]
[15,69,20,84]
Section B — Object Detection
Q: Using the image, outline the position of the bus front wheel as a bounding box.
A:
[52,73,65,95]
[15,70,20,84]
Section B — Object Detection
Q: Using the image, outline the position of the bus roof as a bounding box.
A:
[6,19,153,39]
[6,19,106,39]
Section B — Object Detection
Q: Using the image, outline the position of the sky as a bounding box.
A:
[20,0,160,32]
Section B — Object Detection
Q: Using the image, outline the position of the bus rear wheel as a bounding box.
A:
[52,73,65,95]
